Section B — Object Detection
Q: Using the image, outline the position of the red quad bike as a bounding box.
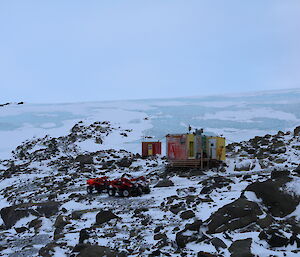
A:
[87,176,110,194]
[108,176,151,197]
[130,176,151,194]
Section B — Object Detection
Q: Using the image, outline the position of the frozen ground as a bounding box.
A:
[0,102,300,256]
[1,88,300,159]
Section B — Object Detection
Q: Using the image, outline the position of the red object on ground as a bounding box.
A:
[142,142,161,157]
[87,176,110,194]
[87,175,150,197]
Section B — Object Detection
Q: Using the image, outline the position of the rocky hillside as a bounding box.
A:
[0,124,300,256]
[226,126,300,172]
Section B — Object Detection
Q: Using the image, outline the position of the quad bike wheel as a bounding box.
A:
[136,187,143,196]
[143,186,151,194]
[121,189,130,197]
[87,186,93,194]
[108,188,116,196]
[95,187,102,194]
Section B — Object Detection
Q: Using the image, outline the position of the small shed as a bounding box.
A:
[142,142,161,157]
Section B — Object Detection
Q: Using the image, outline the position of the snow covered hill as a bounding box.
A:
[0,88,300,257]
[1,88,300,159]
[0,121,299,256]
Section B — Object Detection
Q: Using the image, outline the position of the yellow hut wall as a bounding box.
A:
[207,136,226,161]
[187,134,195,159]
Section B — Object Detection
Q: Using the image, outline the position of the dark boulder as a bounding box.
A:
[79,229,90,244]
[180,210,195,220]
[15,226,27,233]
[271,169,290,179]
[245,177,300,217]
[259,227,289,247]
[154,179,174,188]
[36,201,60,218]
[96,210,119,225]
[149,250,161,256]
[39,243,57,257]
[200,176,233,195]
[257,214,273,229]
[294,126,300,136]
[289,233,300,248]
[175,220,203,248]
[210,237,227,251]
[176,232,192,248]
[205,198,263,234]
[54,215,68,229]
[0,202,60,228]
[198,252,217,257]
[75,154,94,165]
[117,157,132,168]
[153,233,167,241]
[29,218,42,231]
[169,203,185,214]
[228,238,253,257]
[184,219,202,231]
[0,205,30,228]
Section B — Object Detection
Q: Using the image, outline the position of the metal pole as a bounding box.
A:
[201,149,203,170]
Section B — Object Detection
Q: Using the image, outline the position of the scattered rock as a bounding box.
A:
[117,157,132,168]
[257,214,273,229]
[0,205,30,228]
[96,210,119,225]
[271,169,290,179]
[259,227,289,247]
[149,250,161,256]
[228,238,253,257]
[169,203,185,215]
[197,252,217,257]
[154,226,164,233]
[72,210,84,220]
[184,219,202,231]
[180,210,195,220]
[245,177,300,217]
[75,154,94,165]
[154,179,174,188]
[54,215,68,229]
[79,229,90,244]
[200,176,233,194]
[210,237,227,251]
[175,232,190,248]
[154,233,167,241]
[29,218,42,231]
[39,242,57,257]
[15,226,27,233]
[205,198,263,234]
[294,126,300,136]
[76,244,122,257]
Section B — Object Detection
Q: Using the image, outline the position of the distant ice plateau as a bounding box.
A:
[1,88,300,159]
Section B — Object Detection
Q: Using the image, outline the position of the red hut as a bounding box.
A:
[142,142,161,157]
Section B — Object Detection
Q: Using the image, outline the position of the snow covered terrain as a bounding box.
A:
[0,88,300,257]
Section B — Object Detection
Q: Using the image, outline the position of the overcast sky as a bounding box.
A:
[0,1,300,103]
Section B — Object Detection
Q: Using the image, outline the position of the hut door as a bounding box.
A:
[148,144,153,156]
[189,141,194,158]
[209,139,217,159]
